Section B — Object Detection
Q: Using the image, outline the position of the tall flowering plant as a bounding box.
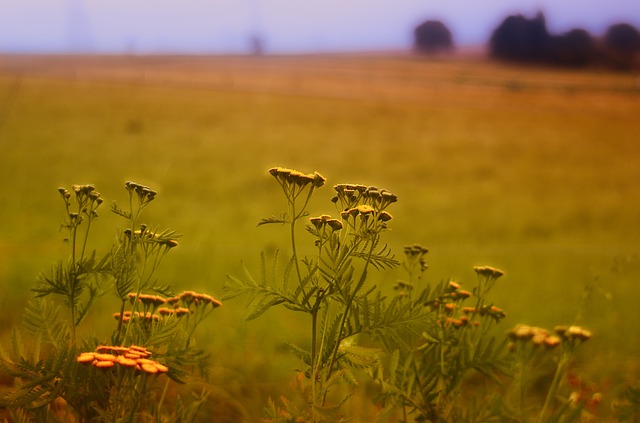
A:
[224,167,427,422]
[0,182,222,422]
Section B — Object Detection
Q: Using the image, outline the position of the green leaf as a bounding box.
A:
[110,201,131,219]
[287,343,312,366]
[22,299,68,350]
[257,216,287,226]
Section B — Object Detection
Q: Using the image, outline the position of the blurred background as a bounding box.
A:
[1,1,640,420]
[0,0,639,54]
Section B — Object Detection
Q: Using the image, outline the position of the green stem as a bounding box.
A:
[517,346,527,422]
[289,199,303,286]
[537,349,570,423]
[70,223,79,346]
[322,241,376,405]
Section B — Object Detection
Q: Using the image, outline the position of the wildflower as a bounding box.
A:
[154,363,169,373]
[327,219,343,231]
[508,324,536,341]
[77,345,169,375]
[487,305,506,320]
[532,331,548,346]
[94,360,115,369]
[378,211,393,222]
[114,311,132,322]
[448,281,461,291]
[381,191,398,204]
[165,239,179,248]
[544,335,562,349]
[443,303,456,314]
[269,167,325,189]
[94,353,118,362]
[474,266,505,279]
[77,353,95,364]
[158,307,174,316]
[139,361,158,374]
[166,296,180,305]
[457,290,472,299]
[404,244,428,257]
[562,325,592,341]
[444,317,464,328]
[174,307,192,316]
[117,357,138,367]
[312,172,326,188]
[136,294,167,307]
[96,345,129,354]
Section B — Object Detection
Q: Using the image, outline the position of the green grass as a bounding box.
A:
[1,53,639,419]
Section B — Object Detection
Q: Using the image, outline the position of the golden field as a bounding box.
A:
[0,52,639,420]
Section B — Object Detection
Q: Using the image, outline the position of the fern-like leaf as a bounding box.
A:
[257,215,287,226]
[22,299,68,350]
[287,343,312,367]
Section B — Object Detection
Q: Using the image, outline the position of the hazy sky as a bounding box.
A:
[1,0,639,53]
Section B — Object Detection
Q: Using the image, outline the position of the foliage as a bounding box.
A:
[489,12,640,70]
[414,20,454,54]
[0,182,222,422]
[225,167,427,421]
[489,12,552,63]
[603,23,640,69]
[225,167,599,422]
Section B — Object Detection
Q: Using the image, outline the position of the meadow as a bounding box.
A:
[0,53,639,421]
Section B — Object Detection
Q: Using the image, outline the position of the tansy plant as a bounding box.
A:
[0,182,222,422]
[224,167,428,422]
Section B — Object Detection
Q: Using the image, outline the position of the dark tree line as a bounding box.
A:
[489,13,640,69]
[413,15,640,69]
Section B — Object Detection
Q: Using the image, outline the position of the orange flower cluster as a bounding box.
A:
[116,291,221,323]
[127,291,222,310]
[76,345,169,374]
[269,167,326,189]
[128,293,167,307]
[170,291,222,308]
[113,311,160,323]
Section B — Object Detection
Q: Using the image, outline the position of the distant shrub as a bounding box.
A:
[603,23,640,69]
[414,20,454,53]
[548,28,595,67]
[489,12,551,62]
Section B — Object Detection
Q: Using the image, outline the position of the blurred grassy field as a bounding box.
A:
[1,53,639,418]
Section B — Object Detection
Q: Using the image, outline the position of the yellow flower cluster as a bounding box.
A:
[269,167,326,188]
[125,181,157,202]
[403,244,429,258]
[309,214,343,232]
[123,227,179,248]
[332,184,398,211]
[473,266,505,279]
[508,324,591,350]
[77,345,169,374]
